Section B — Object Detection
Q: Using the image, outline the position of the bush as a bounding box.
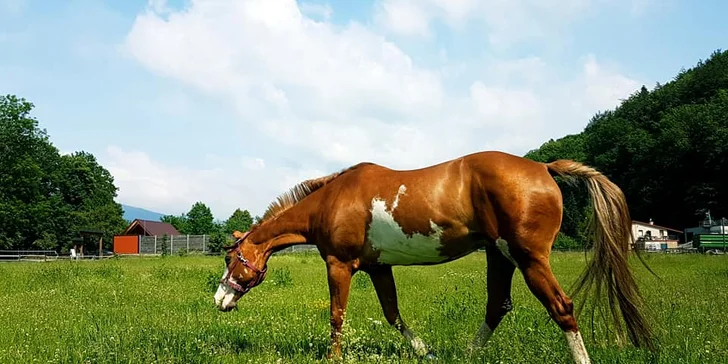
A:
[553,232,581,250]
[207,232,226,253]
[160,234,169,256]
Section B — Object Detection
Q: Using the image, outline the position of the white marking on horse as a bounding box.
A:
[367,185,447,265]
[403,328,429,357]
[214,267,237,309]
[495,237,518,267]
[564,330,591,364]
[471,322,493,348]
[392,184,406,210]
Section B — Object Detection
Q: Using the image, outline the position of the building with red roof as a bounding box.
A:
[113,219,181,254]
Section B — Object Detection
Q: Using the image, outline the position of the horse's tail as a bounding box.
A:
[545,159,656,352]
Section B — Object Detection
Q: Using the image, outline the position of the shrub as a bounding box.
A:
[553,232,581,250]
[207,232,226,254]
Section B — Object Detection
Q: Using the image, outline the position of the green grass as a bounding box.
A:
[0,251,726,363]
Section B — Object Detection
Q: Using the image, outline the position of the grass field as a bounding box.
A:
[0,251,726,363]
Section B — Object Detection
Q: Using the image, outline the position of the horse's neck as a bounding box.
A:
[252,209,311,255]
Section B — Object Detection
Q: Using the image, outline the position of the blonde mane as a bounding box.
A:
[258,162,372,224]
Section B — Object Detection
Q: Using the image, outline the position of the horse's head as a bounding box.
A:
[213,230,268,312]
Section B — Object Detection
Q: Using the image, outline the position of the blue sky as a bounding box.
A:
[1,0,726,220]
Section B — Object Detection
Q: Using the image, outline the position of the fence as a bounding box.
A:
[127,234,323,255]
[0,249,59,261]
[139,234,211,255]
[135,235,318,255]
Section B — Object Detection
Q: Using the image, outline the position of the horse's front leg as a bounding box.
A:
[326,258,353,360]
[366,265,436,359]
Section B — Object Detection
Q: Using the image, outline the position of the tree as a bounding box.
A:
[57,151,127,249]
[161,214,189,234]
[0,94,127,250]
[0,95,65,249]
[207,232,227,254]
[224,208,254,234]
[185,201,215,235]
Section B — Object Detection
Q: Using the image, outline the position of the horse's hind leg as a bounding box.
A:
[366,265,436,360]
[514,244,591,364]
[470,243,517,349]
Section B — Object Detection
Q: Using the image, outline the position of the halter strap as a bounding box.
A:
[219,230,268,295]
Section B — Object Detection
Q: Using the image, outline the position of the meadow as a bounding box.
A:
[0,251,726,363]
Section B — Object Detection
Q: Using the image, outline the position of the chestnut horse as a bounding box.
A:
[213,151,654,363]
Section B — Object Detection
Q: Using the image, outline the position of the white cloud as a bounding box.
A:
[580,54,641,111]
[373,0,647,47]
[115,0,644,218]
[299,2,333,20]
[373,0,434,37]
[103,145,326,218]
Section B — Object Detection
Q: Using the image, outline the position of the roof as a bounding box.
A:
[632,220,682,233]
[122,219,181,236]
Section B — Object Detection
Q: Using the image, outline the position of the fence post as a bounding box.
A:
[154,235,157,255]
[187,234,190,251]
[171,236,174,254]
[203,235,206,253]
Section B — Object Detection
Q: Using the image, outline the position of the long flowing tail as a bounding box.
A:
[545,159,656,352]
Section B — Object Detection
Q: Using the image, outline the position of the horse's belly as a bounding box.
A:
[366,197,474,265]
[367,226,450,265]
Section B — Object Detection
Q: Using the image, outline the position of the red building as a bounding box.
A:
[113,219,181,254]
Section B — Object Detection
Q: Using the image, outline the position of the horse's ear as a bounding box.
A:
[232,230,250,240]
[222,230,250,251]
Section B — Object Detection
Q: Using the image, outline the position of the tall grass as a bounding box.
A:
[0,252,726,363]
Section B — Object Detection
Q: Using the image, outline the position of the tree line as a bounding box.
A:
[525,49,728,248]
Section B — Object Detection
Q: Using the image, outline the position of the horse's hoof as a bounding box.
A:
[424,353,437,360]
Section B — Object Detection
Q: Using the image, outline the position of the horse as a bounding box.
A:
[213,150,655,363]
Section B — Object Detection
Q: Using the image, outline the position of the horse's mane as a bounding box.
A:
[258,162,373,224]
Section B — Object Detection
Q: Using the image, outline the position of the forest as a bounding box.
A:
[1,49,726,251]
[525,49,728,247]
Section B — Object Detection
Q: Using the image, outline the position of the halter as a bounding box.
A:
[219,231,268,295]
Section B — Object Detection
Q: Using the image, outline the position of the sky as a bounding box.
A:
[1,0,726,220]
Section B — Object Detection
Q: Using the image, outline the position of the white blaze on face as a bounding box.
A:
[213,266,238,310]
[367,184,447,265]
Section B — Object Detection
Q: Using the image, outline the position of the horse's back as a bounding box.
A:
[309,151,563,264]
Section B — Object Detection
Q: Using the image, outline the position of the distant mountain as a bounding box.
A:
[121,204,166,223]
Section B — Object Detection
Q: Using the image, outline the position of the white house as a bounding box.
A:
[631,219,683,251]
